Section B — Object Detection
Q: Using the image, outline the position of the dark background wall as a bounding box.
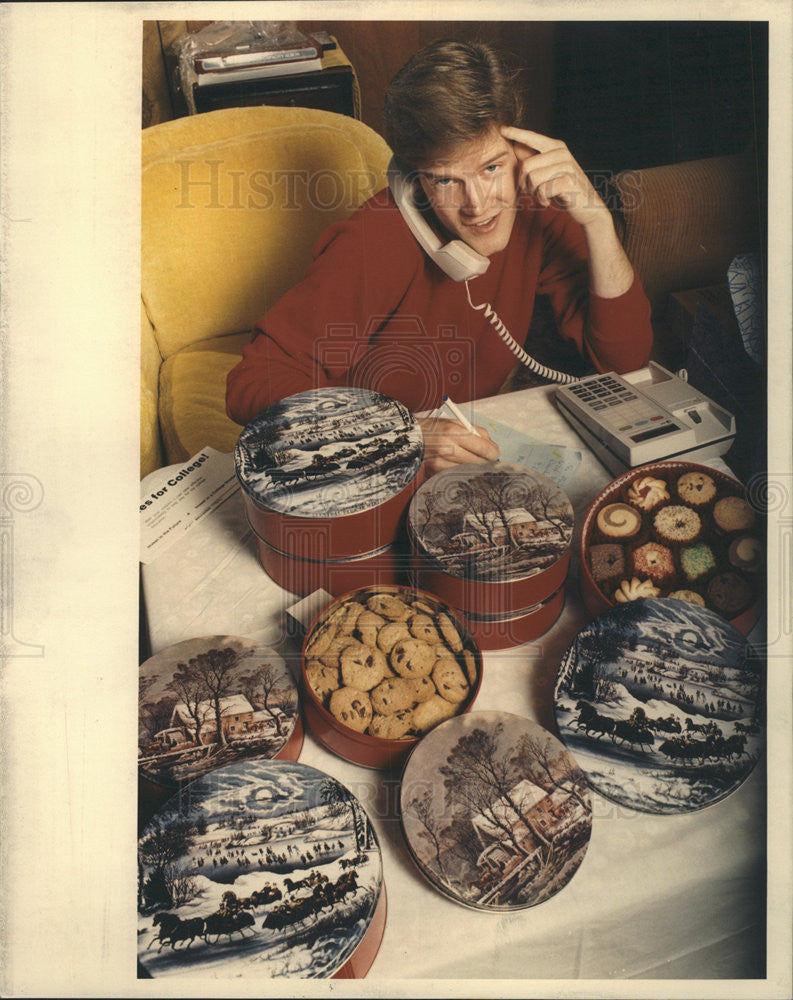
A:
[550,21,767,172]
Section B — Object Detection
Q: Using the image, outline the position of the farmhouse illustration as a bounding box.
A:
[151,694,287,750]
[447,507,562,554]
[472,778,581,896]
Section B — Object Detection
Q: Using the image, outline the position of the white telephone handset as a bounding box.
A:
[386,158,489,281]
[386,157,578,384]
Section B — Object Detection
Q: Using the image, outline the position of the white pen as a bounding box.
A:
[441,395,480,437]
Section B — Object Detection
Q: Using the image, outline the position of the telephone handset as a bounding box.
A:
[386,159,490,281]
[386,157,578,384]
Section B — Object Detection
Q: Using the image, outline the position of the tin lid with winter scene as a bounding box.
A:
[399,711,592,911]
[407,462,573,582]
[235,387,424,519]
[138,636,300,790]
[137,759,385,979]
[553,598,764,815]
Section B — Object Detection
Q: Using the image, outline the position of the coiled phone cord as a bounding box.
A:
[464,280,579,385]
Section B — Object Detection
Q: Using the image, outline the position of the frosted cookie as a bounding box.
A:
[631,542,675,585]
[366,593,411,621]
[305,660,341,704]
[329,687,373,733]
[596,503,642,539]
[676,471,716,507]
[340,642,388,691]
[680,543,716,582]
[370,711,414,740]
[411,695,457,734]
[626,475,669,511]
[432,658,470,704]
[653,505,701,544]
[614,577,661,602]
[370,675,435,715]
[713,496,756,533]
[390,638,436,679]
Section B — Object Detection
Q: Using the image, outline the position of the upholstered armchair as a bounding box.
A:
[140,106,392,478]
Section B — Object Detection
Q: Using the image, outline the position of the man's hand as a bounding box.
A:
[500,125,609,229]
[417,417,500,476]
[501,125,634,298]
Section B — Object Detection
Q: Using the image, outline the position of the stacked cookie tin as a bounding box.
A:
[235,388,424,596]
[407,462,573,649]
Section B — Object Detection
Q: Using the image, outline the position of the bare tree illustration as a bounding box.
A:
[320,778,371,853]
[474,471,527,550]
[574,630,619,702]
[510,732,591,814]
[525,479,572,541]
[407,787,452,887]
[440,724,552,863]
[450,480,500,548]
[246,663,294,735]
[170,661,208,745]
[191,647,239,747]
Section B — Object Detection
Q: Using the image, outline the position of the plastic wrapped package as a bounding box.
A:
[172,21,321,114]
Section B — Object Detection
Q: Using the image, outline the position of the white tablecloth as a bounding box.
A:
[140,383,766,982]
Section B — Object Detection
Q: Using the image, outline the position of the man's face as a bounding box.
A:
[418,126,520,258]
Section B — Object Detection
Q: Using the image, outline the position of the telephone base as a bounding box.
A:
[561,405,735,478]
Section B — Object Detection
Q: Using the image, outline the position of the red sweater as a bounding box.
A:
[226,188,652,425]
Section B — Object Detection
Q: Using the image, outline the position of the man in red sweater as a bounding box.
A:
[226,40,653,474]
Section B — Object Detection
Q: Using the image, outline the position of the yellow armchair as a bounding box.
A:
[140,106,393,479]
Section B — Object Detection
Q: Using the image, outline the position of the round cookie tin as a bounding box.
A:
[579,460,763,634]
[250,529,407,598]
[399,711,593,910]
[553,598,764,815]
[301,585,483,770]
[235,387,424,559]
[461,583,566,651]
[138,759,386,979]
[407,462,574,623]
[138,636,302,808]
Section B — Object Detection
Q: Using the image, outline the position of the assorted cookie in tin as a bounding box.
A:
[581,461,763,630]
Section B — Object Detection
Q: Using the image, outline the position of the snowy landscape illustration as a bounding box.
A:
[410,463,573,581]
[554,598,764,814]
[235,388,423,518]
[139,638,299,788]
[138,760,383,978]
[400,712,592,910]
